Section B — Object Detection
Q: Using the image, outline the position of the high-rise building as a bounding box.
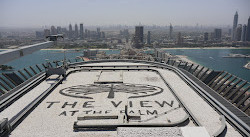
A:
[101,32,105,38]
[51,26,57,35]
[85,29,88,38]
[177,32,183,44]
[169,24,173,40]
[241,24,247,41]
[44,29,50,37]
[228,29,232,36]
[204,32,209,41]
[210,32,215,41]
[75,24,79,38]
[147,31,151,45]
[69,24,73,39]
[246,16,250,41]
[133,26,144,48]
[214,29,222,41]
[57,26,62,34]
[61,28,67,36]
[236,24,242,41]
[80,23,84,39]
[35,31,44,39]
[97,28,101,39]
[232,11,238,41]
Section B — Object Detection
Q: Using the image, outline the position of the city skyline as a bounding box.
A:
[0,0,250,28]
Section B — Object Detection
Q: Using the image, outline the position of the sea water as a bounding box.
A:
[0,49,120,73]
[0,48,249,82]
[164,48,250,82]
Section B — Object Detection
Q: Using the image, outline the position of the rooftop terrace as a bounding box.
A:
[0,60,249,137]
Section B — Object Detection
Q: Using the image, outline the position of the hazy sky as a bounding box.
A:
[0,0,249,28]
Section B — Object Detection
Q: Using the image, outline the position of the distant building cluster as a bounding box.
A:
[201,28,222,42]
[35,23,106,40]
[29,12,250,49]
[200,12,250,44]
[132,26,153,49]
[231,12,250,42]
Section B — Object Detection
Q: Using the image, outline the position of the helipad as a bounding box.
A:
[0,61,248,137]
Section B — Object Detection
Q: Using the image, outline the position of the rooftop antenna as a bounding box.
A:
[63,49,68,70]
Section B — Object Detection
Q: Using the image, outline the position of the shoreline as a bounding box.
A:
[40,48,113,51]
[41,46,250,50]
[1,47,250,51]
[161,47,250,50]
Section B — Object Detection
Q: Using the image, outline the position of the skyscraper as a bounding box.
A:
[210,32,215,41]
[214,29,222,41]
[134,26,144,48]
[101,32,105,38]
[75,24,79,38]
[97,28,101,39]
[147,31,151,45]
[44,29,50,38]
[169,24,173,40]
[69,24,73,39]
[80,23,84,39]
[85,29,88,38]
[236,24,242,41]
[232,11,238,41]
[246,16,250,41]
[228,29,232,36]
[36,31,44,39]
[51,26,57,35]
[57,26,62,34]
[204,32,209,41]
[241,24,247,41]
[177,32,183,44]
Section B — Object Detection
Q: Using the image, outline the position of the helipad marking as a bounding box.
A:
[59,83,163,99]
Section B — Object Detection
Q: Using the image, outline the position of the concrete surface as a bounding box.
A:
[1,62,243,137]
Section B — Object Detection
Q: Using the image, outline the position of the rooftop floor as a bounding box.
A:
[0,62,246,137]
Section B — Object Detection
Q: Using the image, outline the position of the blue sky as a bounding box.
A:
[0,0,249,27]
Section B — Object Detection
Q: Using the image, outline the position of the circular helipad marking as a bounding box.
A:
[59,83,163,99]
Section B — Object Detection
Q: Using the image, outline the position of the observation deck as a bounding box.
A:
[0,59,249,137]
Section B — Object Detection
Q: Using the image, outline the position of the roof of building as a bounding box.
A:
[0,60,249,137]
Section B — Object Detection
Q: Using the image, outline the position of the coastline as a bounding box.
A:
[42,46,250,50]
[161,47,250,50]
[1,46,250,51]
[40,48,113,51]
